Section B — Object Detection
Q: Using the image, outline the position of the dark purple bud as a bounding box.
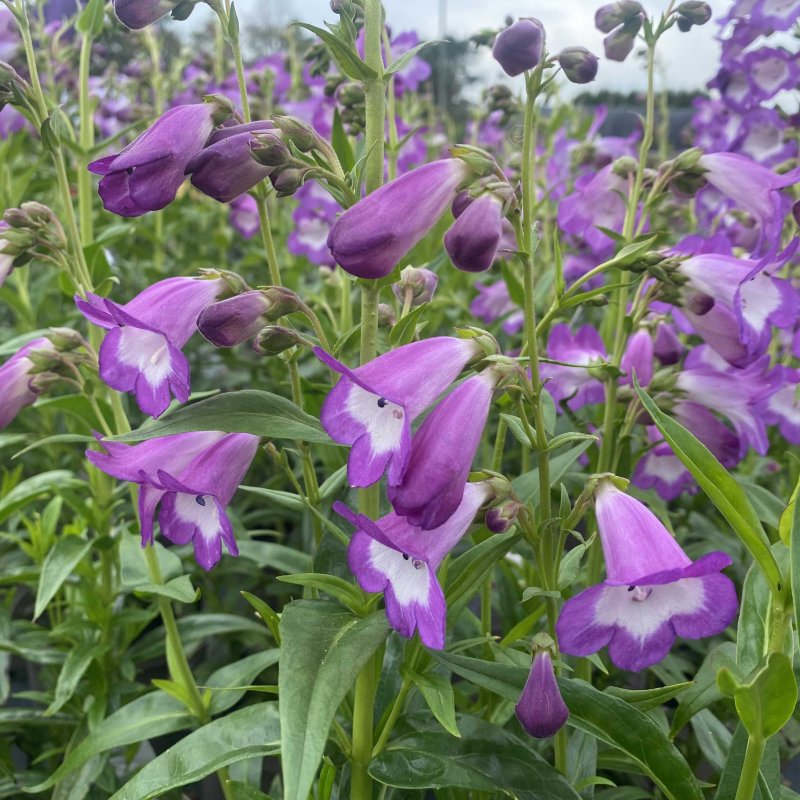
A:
[444,193,504,273]
[451,191,472,219]
[328,159,470,279]
[113,0,177,29]
[676,0,712,27]
[515,649,569,739]
[391,265,439,306]
[491,18,546,77]
[594,1,644,32]
[557,47,599,84]
[654,321,683,365]
[485,499,521,533]
[603,20,640,62]
[171,0,196,21]
[197,291,272,347]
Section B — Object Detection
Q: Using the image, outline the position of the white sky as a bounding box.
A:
[184,0,736,94]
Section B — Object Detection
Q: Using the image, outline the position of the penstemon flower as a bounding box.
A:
[557,480,738,671]
[315,337,482,488]
[335,481,491,648]
[77,276,226,417]
[0,337,56,430]
[515,644,569,738]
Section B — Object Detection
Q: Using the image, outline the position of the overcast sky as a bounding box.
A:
[185,0,733,94]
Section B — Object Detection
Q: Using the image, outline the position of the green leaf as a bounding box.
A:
[34,537,92,620]
[369,715,580,799]
[633,379,782,597]
[737,561,770,675]
[605,682,693,711]
[331,108,355,174]
[790,488,800,646]
[76,0,106,37]
[292,22,379,81]
[226,782,274,800]
[279,600,388,800]
[408,670,460,738]
[0,471,82,523]
[227,1,239,39]
[513,442,592,504]
[23,692,192,792]
[730,652,797,739]
[609,235,659,267]
[384,40,442,76]
[204,650,281,715]
[45,639,102,716]
[108,390,331,445]
[119,534,181,588]
[430,651,703,800]
[238,485,305,511]
[241,591,281,643]
[109,703,280,800]
[389,302,429,347]
[13,433,94,459]
[236,541,312,574]
[135,575,198,604]
[277,573,367,614]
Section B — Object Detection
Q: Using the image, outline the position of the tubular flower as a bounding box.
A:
[388,369,500,530]
[88,431,259,570]
[444,193,505,272]
[335,481,491,649]
[76,276,226,418]
[0,337,56,430]
[315,337,481,488]
[327,158,472,279]
[491,18,546,77]
[557,481,738,671]
[515,648,569,739]
[88,99,231,217]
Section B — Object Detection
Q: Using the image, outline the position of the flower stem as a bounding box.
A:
[77,31,94,245]
[735,735,765,800]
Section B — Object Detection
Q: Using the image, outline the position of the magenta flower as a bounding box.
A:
[89,101,229,217]
[632,427,697,501]
[77,277,225,417]
[327,158,471,279]
[197,290,275,347]
[335,481,491,648]
[444,193,505,273]
[0,338,55,430]
[388,370,498,530]
[185,121,275,203]
[470,280,524,334]
[492,18,545,77]
[541,324,607,411]
[88,431,259,570]
[557,481,738,671]
[515,648,569,738]
[315,337,481,488]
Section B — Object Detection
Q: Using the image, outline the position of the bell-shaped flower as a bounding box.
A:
[327,158,472,279]
[557,480,738,671]
[77,276,226,417]
[444,193,505,273]
[88,99,231,217]
[541,324,607,411]
[388,369,499,530]
[491,18,546,77]
[0,337,56,430]
[620,329,653,387]
[515,647,569,738]
[632,427,697,501]
[113,0,178,29]
[88,431,259,570]
[315,337,481,488]
[697,152,800,258]
[335,481,491,649]
[185,121,275,203]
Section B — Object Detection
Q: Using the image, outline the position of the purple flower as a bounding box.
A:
[335,482,491,648]
[0,221,13,287]
[515,649,569,738]
[327,159,471,279]
[742,47,799,106]
[620,329,653,387]
[444,193,505,273]
[492,18,546,77]
[653,321,683,365]
[0,338,55,430]
[470,280,517,325]
[557,481,738,671]
[315,337,480,488]
[89,100,229,217]
[197,291,274,347]
[761,366,800,445]
[112,0,176,29]
[541,324,607,411]
[76,277,225,418]
[229,194,259,239]
[388,370,498,530]
[697,152,800,258]
[185,121,275,203]
[88,431,259,570]
[632,427,697,501]
[557,47,599,84]
[391,266,438,307]
[288,183,339,267]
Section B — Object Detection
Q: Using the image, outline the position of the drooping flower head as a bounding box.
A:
[335,481,491,649]
[88,431,259,570]
[557,480,738,671]
[492,18,546,77]
[77,276,226,417]
[315,336,483,488]
[444,192,506,273]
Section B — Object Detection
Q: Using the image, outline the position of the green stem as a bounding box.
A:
[351,657,378,800]
[371,674,412,756]
[735,735,765,800]
[255,194,282,286]
[77,32,94,245]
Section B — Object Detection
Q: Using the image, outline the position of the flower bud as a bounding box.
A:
[603,20,640,62]
[47,327,84,351]
[171,0,197,21]
[444,193,504,272]
[485,499,521,533]
[203,94,236,127]
[612,155,638,178]
[250,132,291,168]
[557,47,599,84]
[391,265,439,307]
[676,0,712,29]
[272,115,322,153]
[515,647,568,739]
[269,166,308,197]
[492,18,546,77]
[654,321,682,365]
[377,303,397,327]
[253,325,308,355]
[198,291,273,347]
[594,0,644,32]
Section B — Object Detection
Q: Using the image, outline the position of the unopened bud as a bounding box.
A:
[557,46,599,84]
[612,155,638,177]
[171,1,197,21]
[250,132,291,168]
[450,144,499,179]
[491,18,546,77]
[204,94,236,127]
[603,21,640,62]
[337,82,366,107]
[198,291,273,347]
[595,0,644,32]
[392,265,439,306]
[676,0,712,29]
[272,115,322,152]
[485,499,521,533]
[377,303,396,327]
[47,327,83,351]
[253,325,307,355]
[455,326,501,359]
[269,166,308,197]
[673,147,704,171]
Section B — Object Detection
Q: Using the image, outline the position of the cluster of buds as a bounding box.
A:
[625,251,687,286]
[482,85,518,123]
[336,82,367,135]
[1,202,67,274]
[595,1,645,62]
[391,265,439,308]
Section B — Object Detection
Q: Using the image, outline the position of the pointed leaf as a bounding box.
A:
[384,40,442,76]
[34,537,92,620]
[292,23,378,81]
[408,670,460,738]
